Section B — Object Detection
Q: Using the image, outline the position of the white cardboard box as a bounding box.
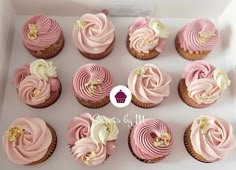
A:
[1,0,236,170]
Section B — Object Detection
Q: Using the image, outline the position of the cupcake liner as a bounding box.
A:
[131,95,161,109]
[178,79,211,108]
[76,96,110,109]
[126,35,160,60]
[128,127,166,163]
[28,79,62,108]
[27,123,57,165]
[26,33,65,59]
[175,35,210,61]
[184,125,212,163]
[78,39,115,60]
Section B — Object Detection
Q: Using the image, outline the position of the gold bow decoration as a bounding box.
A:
[198,31,215,45]
[85,79,102,95]
[27,24,38,40]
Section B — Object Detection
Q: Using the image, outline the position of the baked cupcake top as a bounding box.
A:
[128,64,171,104]
[130,118,173,160]
[190,115,236,162]
[72,63,114,101]
[22,15,62,51]
[182,60,230,104]
[13,59,60,106]
[128,17,169,53]
[73,13,115,54]
[177,19,219,53]
[2,117,52,165]
[68,113,119,166]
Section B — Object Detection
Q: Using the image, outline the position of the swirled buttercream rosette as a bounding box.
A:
[13,59,61,108]
[22,15,64,59]
[2,117,57,165]
[127,17,169,60]
[68,113,119,166]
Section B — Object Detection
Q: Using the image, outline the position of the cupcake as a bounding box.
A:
[73,13,115,60]
[72,63,114,108]
[127,17,169,60]
[184,115,236,163]
[68,113,119,166]
[2,117,57,165]
[129,118,173,163]
[128,64,171,108]
[175,18,219,60]
[22,15,64,59]
[13,59,61,108]
[178,60,230,108]
[115,90,127,103]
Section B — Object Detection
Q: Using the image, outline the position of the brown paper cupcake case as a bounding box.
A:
[26,34,65,59]
[184,125,212,163]
[175,35,210,61]
[131,95,161,109]
[76,96,110,109]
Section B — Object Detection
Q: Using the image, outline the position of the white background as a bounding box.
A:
[1,0,236,170]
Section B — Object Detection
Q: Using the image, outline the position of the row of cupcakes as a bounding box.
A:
[22,14,219,61]
[2,113,236,166]
[13,59,231,109]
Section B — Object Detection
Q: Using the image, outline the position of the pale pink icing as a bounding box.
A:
[130,118,173,160]
[128,64,171,104]
[177,19,219,52]
[13,64,30,89]
[18,75,50,105]
[2,118,52,165]
[68,113,93,145]
[73,13,115,54]
[182,60,221,104]
[22,15,62,51]
[190,115,236,162]
[72,64,114,101]
[106,141,116,155]
[71,137,106,166]
[128,17,167,53]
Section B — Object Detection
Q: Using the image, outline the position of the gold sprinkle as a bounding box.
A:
[33,88,41,97]
[7,126,23,142]
[76,20,88,29]
[197,117,209,135]
[153,132,171,147]
[85,79,102,96]
[83,150,96,165]
[27,24,38,40]
[135,65,148,76]
[198,31,215,45]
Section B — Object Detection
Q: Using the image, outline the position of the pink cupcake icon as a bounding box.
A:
[115,90,127,103]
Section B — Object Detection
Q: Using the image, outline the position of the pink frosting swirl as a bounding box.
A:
[190,115,236,162]
[128,17,167,53]
[72,64,114,101]
[2,118,52,165]
[68,113,93,145]
[130,118,173,160]
[71,137,106,166]
[18,75,50,105]
[22,15,62,51]
[182,60,221,104]
[177,19,219,52]
[128,64,171,104]
[73,13,115,54]
[13,64,30,89]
